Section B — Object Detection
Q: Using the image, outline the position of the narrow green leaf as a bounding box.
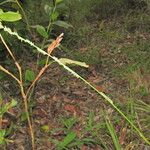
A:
[56,0,63,4]
[0,129,6,144]
[10,99,17,107]
[5,122,14,136]
[0,99,17,116]
[58,132,76,149]
[25,70,35,82]
[0,130,5,137]
[62,117,77,130]
[105,117,121,150]
[0,11,21,22]
[53,20,73,29]
[0,93,2,102]
[59,58,89,68]
[36,25,48,38]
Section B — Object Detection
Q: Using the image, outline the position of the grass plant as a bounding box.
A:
[0,23,149,147]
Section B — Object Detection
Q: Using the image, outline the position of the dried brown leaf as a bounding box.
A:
[64,104,77,114]
[119,127,127,145]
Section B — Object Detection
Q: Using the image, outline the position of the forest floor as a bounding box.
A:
[3,63,130,150]
[0,15,150,150]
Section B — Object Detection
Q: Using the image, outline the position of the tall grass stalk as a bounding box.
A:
[0,23,149,145]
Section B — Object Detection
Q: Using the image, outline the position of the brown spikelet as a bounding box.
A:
[47,33,64,54]
[119,127,127,145]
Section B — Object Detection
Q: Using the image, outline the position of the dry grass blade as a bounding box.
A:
[0,34,16,62]
[0,65,20,84]
[47,33,64,54]
[0,34,23,82]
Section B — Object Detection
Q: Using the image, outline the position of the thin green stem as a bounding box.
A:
[41,1,57,50]
[0,65,20,84]
[0,34,23,83]
[15,0,31,34]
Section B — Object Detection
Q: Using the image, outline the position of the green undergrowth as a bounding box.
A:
[58,3,150,149]
[65,9,150,69]
[47,98,150,149]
